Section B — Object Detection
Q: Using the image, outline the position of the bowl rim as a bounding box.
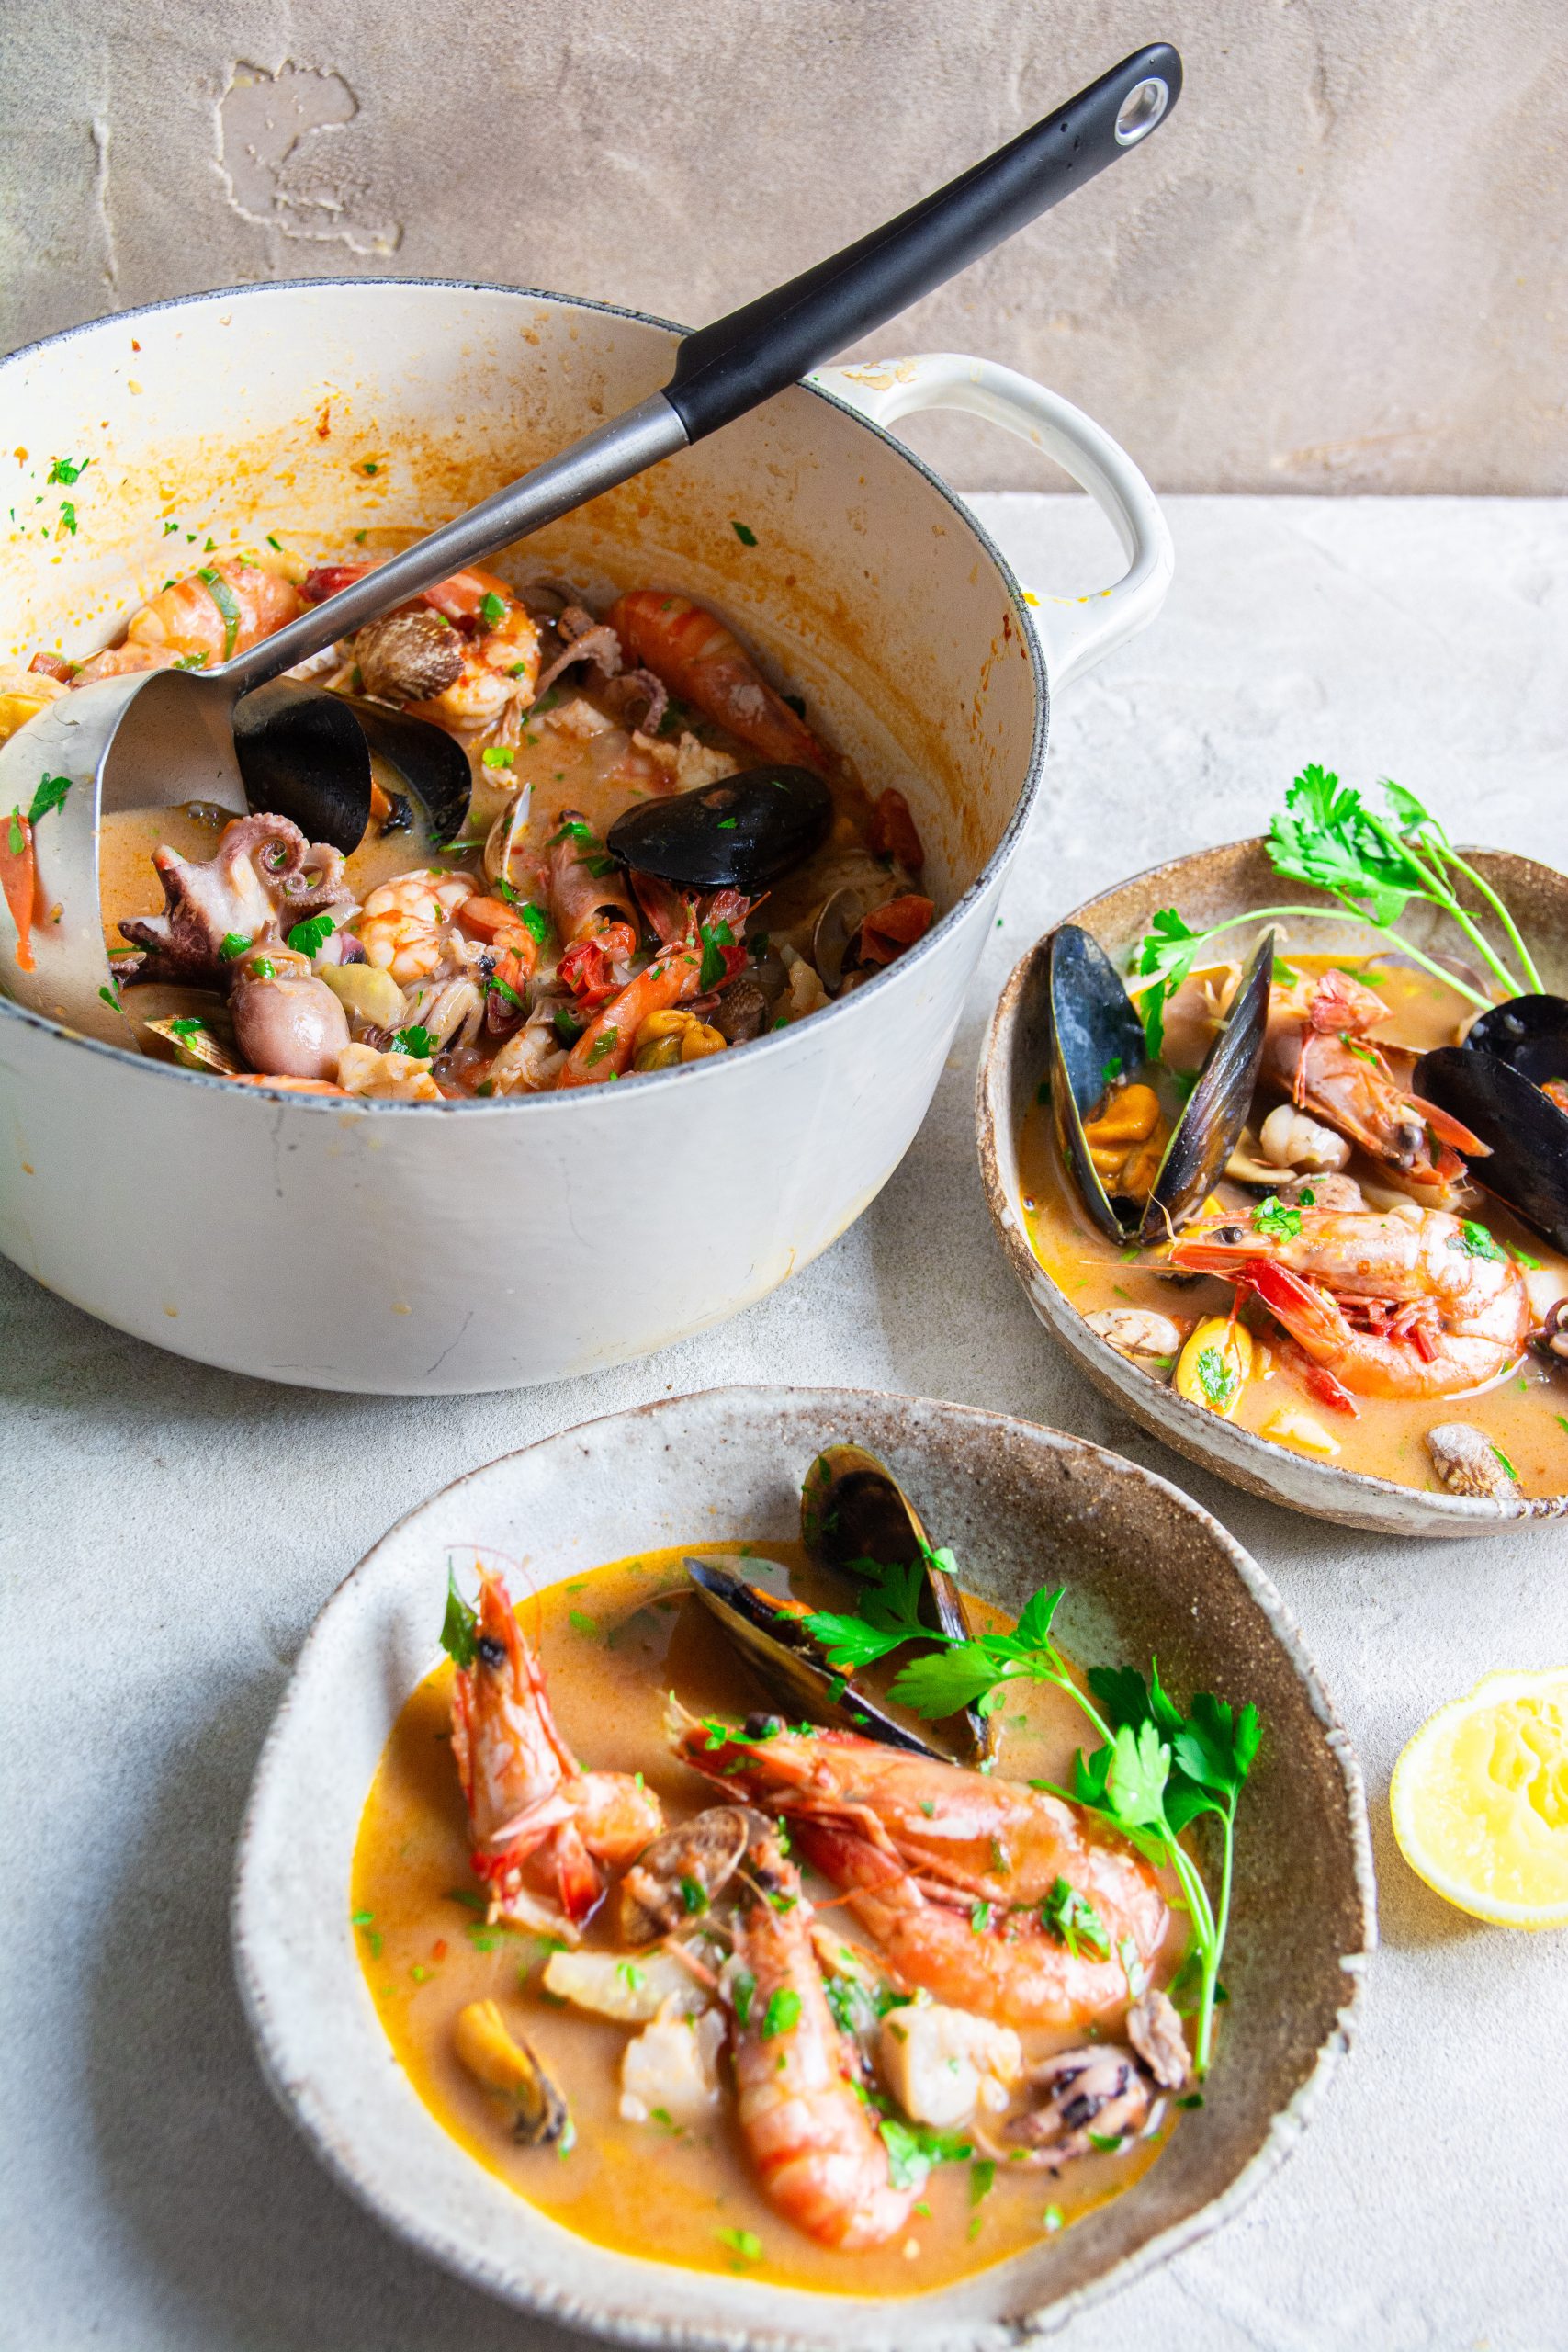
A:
[974,834,1568,1532]
[231,1380,1375,2351]
[0,276,1051,1111]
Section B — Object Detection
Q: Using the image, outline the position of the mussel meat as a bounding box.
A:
[451,1998,571,2147]
[799,1443,993,1765]
[1047,922,1271,1246]
[1416,1002,1568,1254]
[683,1555,950,1761]
[604,765,831,891]
[232,679,470,855]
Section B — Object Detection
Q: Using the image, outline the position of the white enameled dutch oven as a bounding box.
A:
[0,284,1170,1390]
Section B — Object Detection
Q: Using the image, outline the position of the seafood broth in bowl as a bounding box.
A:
[350,1439,1258,2295]
[1012,796,1568,1511]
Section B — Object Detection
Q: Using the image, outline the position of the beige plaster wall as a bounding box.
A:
[2,0,1563,492]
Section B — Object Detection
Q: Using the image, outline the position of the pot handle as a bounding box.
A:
[810,353,1172,694]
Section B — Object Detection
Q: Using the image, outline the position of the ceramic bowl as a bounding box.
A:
[976,839,1568,1539]
[233,1385,1372,2350]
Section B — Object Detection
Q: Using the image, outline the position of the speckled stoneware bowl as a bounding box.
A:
[976,840,1568,1539]
[234,1385,1372,2351]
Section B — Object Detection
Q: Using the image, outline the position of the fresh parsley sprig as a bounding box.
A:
[1126,765,1541,1058]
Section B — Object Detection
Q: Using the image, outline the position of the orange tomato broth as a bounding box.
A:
[351,1543,1190,2297]
[1021,947,1568,1498]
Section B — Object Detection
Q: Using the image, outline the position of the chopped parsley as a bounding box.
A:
[481,745,514,769]
[486,973,526,1012]
[730,520,758,547]
[730,1968,757,2029]
[1490,1443,1518,1482]
[552,1006,584,1047]
[1251,1196,1302,1240]
[1041,1875,1110,1959]
[197,566,241,658]
[879,2118,973,2189]
[715,2227,762,2267]
[219,932,250,960]
[479,590,507,627]
[1450,1219,1504,1261]
[760,1988,800,2041]
[26,774,71,826]
[47,457,87,485]
[1195,1345,1240,1408]
[584,1025,618,1067]
[390,1024,435,1059]
[57,501,77,536]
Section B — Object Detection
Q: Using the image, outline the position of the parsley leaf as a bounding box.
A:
[479,591,507,626]
[440,1566,478,1669]
[715,2227,762,2266]
[1195,1345,1240,1408]
[1251,1196,1301,1240]
[698,917,735,992]
[219,931,251,960]
[730,520,758,547]
[390,1024,435,1059]
[286,912,335,958]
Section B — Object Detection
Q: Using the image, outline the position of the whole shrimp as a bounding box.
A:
[729,1825,915,2249]
[73,559,303,681]
[608,592,833,775]
[1261,970,1483,1204]
[673,1715,1167,2027]
[451,1569,663,1935]
[1169,1202,1531,1402]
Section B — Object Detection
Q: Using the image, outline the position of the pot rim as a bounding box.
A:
[232,1379,1375,2350]
[975,834,1568,1532]
[0,276,1051,1113]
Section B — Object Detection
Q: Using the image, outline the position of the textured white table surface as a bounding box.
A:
[2,495,1565,2352]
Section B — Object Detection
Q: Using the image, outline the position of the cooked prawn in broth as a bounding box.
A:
[351,1532,1202,2294]
[1025,938,1568,1498]
[9,545,937,1095]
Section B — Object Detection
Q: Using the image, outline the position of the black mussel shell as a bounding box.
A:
[1138,933,1272,1243]
[1415,1043,1568,1255]
[799,1444,992,1765]
[605,765,831,891]
[232,681,470,854]
[683,1555,951,1761]
[1461,994,1568,1092]
[342,694,472,848]
[1047,923,1153,1244]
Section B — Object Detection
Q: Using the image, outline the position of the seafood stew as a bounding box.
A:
[352,1445,1260,2293]
[1021,775,1568,1504]
[5,549,936,1096]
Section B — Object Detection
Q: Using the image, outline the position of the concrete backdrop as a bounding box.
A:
[2,1,1565,481]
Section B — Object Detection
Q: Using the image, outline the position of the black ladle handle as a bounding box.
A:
[664,43,1180,442]
[227,43,1179,694]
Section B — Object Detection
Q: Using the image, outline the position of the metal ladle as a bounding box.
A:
[0,44,1179,1046]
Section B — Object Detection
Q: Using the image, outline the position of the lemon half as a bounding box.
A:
[1390,1668,1568,1928]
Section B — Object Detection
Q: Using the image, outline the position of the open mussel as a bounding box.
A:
[1048,923,1272,1246]
[1416,993,1568,1254]
[800,1443,992,1764]
[604,764,831,891]
[683,1555,951,1761]
[232,679,470,855]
